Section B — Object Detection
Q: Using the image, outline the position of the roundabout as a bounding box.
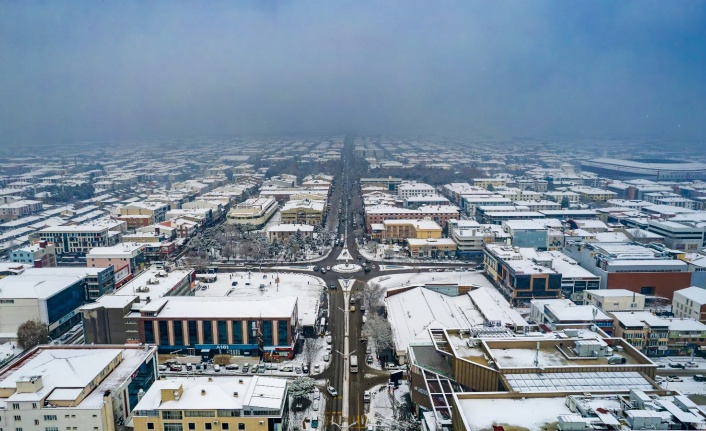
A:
[331,261,362,274]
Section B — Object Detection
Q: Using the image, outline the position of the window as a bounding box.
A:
[13,416,21,422]
[205,424,212,430]
[34,421,39,426]
[161,411,183,420]
[238,423,246,430]
[147,424,155,430]
[45,428,59,431]
[184,411,215,417]
[12,403,19,410]
[163,425,183,431]
[222,424,230,430]
[44,415,57,421]
[232,321,243,344]
[144,321,155,344]
[188,320,198,346]
[277,321,288,346]
[188,424,196,431]
[202,320,213,344]
[173,320,184,346]
[218,320,228,344]
[158,320,169,346]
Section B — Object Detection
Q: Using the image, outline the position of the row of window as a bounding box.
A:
[145,320,289,347]
[151,422,246,430]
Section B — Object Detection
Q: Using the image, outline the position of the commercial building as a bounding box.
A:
[81,265,195,345]
[483,244,562,306]
[136,296,298,360]
[279,198,325,226]
[672,286,706,323]
[529,298,613,331]
[0,345,158,431]
[582,157,706,180]
[226,198,278,228]
[382,219,442,242]
[403,194,450,209]
[120,201,170,224]
[502,219,548,249]
[39,219,126,255]
[563,241,692,299]
[8,240,56,267]
[0,266,115,339]
[647,220,705,251]
[407,238,457,258]
[131,376,288,431]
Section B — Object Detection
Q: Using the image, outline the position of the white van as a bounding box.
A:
[213,364,221,372]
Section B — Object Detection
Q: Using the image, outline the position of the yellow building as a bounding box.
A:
[383,219,442,242]
[407,238,457,258]
[132,376,288,431]
[472,178,507,190]
[279,199,325,225]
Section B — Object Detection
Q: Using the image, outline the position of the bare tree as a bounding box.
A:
[17,319,49,350]
[302,338,319,368]
[364,314,394,353]
[362,281,387,314]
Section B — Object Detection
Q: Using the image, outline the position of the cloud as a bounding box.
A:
[0,1,704,145]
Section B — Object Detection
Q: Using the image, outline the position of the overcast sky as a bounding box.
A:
[1,1,705,145]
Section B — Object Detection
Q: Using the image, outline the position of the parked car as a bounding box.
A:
[313,364,321,373]
[669,363,686,369]
[231,281,238,286]
[363,390,371,402]
[686,361,699,368]
[225,364,239,371]
[295,366,302,374]
[694,374,706,381]
[170,365,183,372]
[302,364,309,374]
[326,335,332,344]
[280,365,293,372]
[213,364,221,372]
[350,306,356,312]
[667,376,683,382]
[386,363,398,370]
[323,353,330,362]
[327,386,338,397]
[242,364,250,373]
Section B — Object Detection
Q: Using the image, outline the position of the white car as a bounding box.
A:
[326,266,331,271]
[323,353,330,362]
[313,364,321,373]
[363,390,371,402]
[326,335,332,344]
[327,386,338,397]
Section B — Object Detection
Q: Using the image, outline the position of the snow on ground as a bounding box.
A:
[196,270,326,327]
[366,382,411,425]
[660,377,706,396]
[368,271,494,292]
[357,242,469,264]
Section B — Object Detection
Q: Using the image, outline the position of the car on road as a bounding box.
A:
[350,306,356,312]
[313,266,320,271]
[326,335,332,344]
[669,363,686,369]
[667,376,683,382]
[326,266,331,271]
[323,353,330,362]
[350,297,356,304]
[363,390,371,402]
[386,363,398,370]
[321,268,326,274]
[330,282,335,289]
[364,266,371,273]
[313,364,320,373]
[366,354,373,364]
[327,386,338,397]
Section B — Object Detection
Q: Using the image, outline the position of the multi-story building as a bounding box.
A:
[529,298,613,331]
[226,198,278,228]
[483,244,562,306]
[397,181,435,199]
[131,376,288,431]
[612,311,706,356]
[86,243,146,287]
[0,199,43,221]
[0,345,158,431]
[563,241,692,299]
[543,190,580,205]
[569,186,618,201]
[584,289,646,312]
[449,221,509,257]
[647,220,705,251]
[81,265,195,345]
[8,240,56,267]
[382,219,442,242]
[39,219,126,255]
[502,220,548,249]
[403,194,450,209]
[0,266,115,339]
[365,205,460,231]
[279,199,325,225]
[120,201,170,224]
[407,238,457,258]
[673,286,706,323]
[472,178,507,190]
[137,296,298,359]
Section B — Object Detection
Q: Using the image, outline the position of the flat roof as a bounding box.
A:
[141,296,296,319]
[675,286,706,305]
[0,267,108,300]
[505,371,654,393]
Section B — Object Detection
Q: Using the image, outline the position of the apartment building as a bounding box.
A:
[39,219,126,255]
[266,223,315,243]
[86,243,146,287]
[569,186,618,201]
[365,205,460,231]
[0,345,158,431]
[382,219,442,242]
[131,376,288,431]
[397,181,435,199]
[8,240,56,267]
[612,311,706,356]
[673,286,706,323]
[0,199,43,221]
[120,201,170,224]
[472,178,507,189]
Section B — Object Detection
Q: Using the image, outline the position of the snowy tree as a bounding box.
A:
[17,319,49,350]
[362,281,387,314]
[288,376,316,403]
[364,314,394,352]
[302,338,319,368]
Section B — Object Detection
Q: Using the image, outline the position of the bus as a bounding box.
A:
[350,355,358,373]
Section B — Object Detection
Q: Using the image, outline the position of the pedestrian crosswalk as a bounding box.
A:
[322,412,368,427]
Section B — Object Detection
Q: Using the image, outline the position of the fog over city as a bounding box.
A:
[1,1,705,146]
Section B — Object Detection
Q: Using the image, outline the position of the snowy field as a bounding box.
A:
[366,382,411,427]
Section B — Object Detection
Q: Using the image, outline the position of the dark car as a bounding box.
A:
[669,363,686,369]
[364,266,371,273]
[313,265,320,271]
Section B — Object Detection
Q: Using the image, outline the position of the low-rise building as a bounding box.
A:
[382,219,442,242]
[398,181,436,199]
[131,376,288,431]
[0,199,43,221]
[86,243,146,287]
[529,298,613,332]
[8,240,56,267]
[612,311,706,356]
[0,345,158,431]
[39,219,126,255]
[673,286,706,323]
[266,223,315,243]
[584,289,646,312]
